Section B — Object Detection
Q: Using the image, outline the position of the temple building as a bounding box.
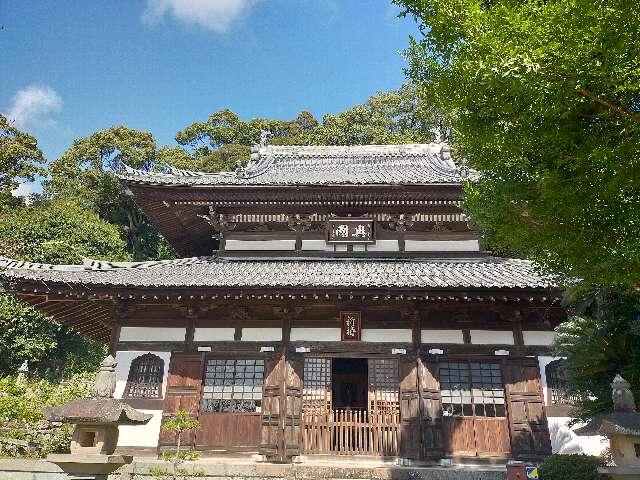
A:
[0,142,603,462]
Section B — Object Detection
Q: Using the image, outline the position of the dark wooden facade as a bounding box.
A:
[1,143,562,462]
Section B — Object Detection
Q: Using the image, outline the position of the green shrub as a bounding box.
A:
[539,454,604,480]
[0,374,93,457]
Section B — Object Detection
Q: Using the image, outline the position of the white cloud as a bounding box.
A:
[143,0,258,33]
[11,183,35,204]
[4,85,62,130]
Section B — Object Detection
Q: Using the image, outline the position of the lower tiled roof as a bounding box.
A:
[0,256,554,290]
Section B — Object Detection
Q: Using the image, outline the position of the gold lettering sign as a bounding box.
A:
[327,218,374,244]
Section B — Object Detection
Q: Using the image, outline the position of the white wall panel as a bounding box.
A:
[361,329,412,343]
[290,328,341,342]
[225,239,296,251]
[301,239,334,251]
[404,239,480,252]
[241,327,282,341]
[193,327,235,342]
[523,331,556,346]
[421,329,465,344]
[119,327,186,342]
[366,240,399,252]
[470,330,514,345]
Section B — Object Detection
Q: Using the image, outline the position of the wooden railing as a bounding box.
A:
[302,409,400,456]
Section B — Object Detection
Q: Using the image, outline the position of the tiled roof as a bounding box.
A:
[118,143,470,186]
[0,256,553,290]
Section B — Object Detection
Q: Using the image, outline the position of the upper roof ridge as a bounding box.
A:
[116,141,471,186]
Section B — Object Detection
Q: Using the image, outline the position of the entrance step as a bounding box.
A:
[0,458,507,480]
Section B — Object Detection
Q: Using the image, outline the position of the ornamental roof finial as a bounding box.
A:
[260,130,271,148]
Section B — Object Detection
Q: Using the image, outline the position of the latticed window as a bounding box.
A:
[123,353,164,398]
[303,357,332,413]
[368,359,400,414]
[546,359,573,405]
[439,362,506,418]
[201,359,264,413]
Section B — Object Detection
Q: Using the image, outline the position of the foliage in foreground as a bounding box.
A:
[555,291,640,423]
[396,0,640,289]
[395,0,640,422]
[539,454,604,480]
[0,295,106,376]
[0,374,93,457]
[0,201,123,376]
[155,410,203,480]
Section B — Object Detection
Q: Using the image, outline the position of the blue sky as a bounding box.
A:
[1,0,418,196]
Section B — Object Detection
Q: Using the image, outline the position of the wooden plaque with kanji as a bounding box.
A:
[340,311,361,341]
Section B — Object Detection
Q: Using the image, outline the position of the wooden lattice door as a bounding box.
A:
[302,357,332,453]
[367,358,400,456]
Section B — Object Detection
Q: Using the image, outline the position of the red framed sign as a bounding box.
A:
[340,311,362,341]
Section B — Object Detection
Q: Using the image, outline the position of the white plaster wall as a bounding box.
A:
[404,239,480,252]
[421,329,465,344]
[470,330,514,345]
[361,329,412,343]
[290,327,341,342]
[117,409,164,447]
[193,327,235,342]
[114,350,171,448]
[119,327,186,342]
[523,331,556,346]
[548,417,608,456]
[366,240,398,252]
[242,327,282,341]
[536,356,608,456]
[301,239,334,251]
[225,239,296,251]
[538,355,562,406]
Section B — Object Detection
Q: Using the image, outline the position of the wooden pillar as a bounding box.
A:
[108,322,121,356]
[109,301,124,356]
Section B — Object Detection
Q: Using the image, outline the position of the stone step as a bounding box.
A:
[0,458,507,480]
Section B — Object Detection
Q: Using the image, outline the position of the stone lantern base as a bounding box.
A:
[71,424,119,455]
[46,453,133,476]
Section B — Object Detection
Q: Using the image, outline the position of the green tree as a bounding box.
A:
[309,84,437,145]
[44,126,174,261]
[396,0,640,288]
[0,202,130,264]
[167,84,438,172]
[0,202,127,375]
[0,114,45,209]
[555,292,640,422]
[156,410,202,479]
[395,0,640,420]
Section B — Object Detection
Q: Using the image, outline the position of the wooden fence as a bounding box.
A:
[302,409,400,456]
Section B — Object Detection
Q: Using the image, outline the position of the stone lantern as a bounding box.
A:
[576,375,640,479]
[44,356,151,476]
